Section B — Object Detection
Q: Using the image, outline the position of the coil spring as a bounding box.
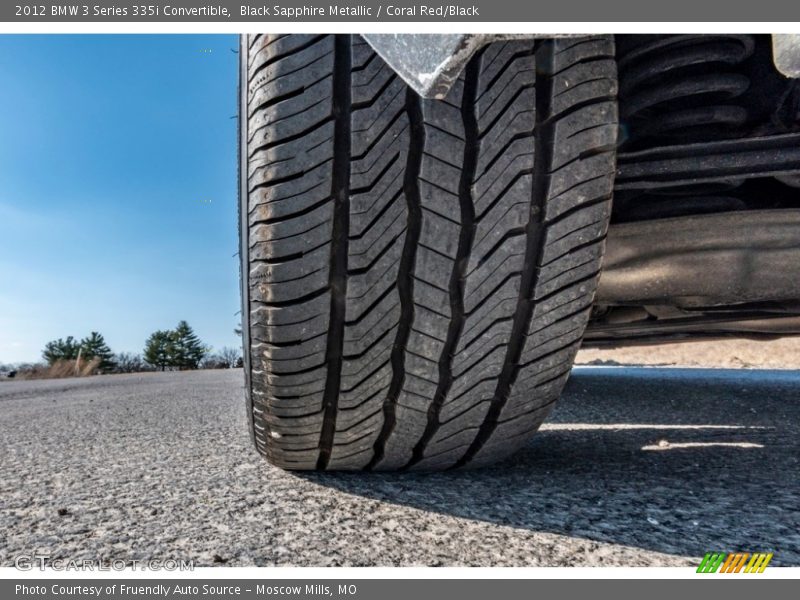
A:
[619,35,755,148]
[615,35,756,221]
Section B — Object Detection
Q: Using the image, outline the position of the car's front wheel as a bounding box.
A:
[239,34,618,471]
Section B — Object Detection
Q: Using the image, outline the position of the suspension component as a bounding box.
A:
[616,132,800,190]
[618,35,755,148]
[615,35,763,222]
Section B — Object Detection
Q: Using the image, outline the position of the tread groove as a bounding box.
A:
[317,36,352,470]
[406,55,481,469]
[367,88,424,471]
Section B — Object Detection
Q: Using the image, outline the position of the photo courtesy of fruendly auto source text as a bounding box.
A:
[1,0,799,597]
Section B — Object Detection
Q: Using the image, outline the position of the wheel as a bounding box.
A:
[239,34,618,471]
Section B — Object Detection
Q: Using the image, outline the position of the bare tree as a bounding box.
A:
[218,346,242,368]
[114,352,147,373]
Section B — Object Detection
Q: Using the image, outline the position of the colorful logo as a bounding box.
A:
[697,552,773,573]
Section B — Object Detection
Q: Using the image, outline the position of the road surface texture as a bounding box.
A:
[1,368,798,567]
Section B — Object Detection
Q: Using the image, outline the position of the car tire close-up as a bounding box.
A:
[239,34,618,471]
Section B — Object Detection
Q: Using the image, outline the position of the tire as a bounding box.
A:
[239,34,618,471]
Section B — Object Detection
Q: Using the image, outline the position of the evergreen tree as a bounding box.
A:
[80,331,116,373]
[143,322,207,371]
[143,330,172,371]
[42,336,80,365]
[170,320,207,369]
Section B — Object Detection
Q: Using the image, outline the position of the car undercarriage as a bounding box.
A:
[591,34,800,345]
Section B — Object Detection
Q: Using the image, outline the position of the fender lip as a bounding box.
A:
[773,34,800,78]
[363,34,553,99]
[366,34,800,100]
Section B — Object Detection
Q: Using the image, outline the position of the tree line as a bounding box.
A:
[23,320,242,376]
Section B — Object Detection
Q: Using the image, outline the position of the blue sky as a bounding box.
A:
[0,34,241,363]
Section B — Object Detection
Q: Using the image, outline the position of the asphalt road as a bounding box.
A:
[1,367,798,567]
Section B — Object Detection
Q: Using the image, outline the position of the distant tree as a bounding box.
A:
[80,331,116,373]
[170,320,207,369]
[114,352,146,373]
[218,346,242,368]
[200,354,228,369]
[143,330,173,371]
[143,322,207,371]
[42,336,81,365]
[200,346,242,369]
